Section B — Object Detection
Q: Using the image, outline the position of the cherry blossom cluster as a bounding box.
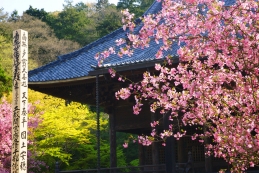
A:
[0,99,46,172]
[0,100,12,168]
[138,136,153,146]
[98,0,259,172]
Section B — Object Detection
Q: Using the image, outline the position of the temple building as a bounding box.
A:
[28,0,245,172]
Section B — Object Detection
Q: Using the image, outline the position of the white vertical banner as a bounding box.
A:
[12,29,28,173]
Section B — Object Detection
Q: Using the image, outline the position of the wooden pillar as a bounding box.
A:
[96,75,100,173]
[151,112,159,172]
[164,112,176,173]
[152,142,159,164]
[139,143,145,166]
[55,161,59,173]
[205,153,212,173]
[151,113,159,164]
[177,139,185,163]
[109,112,117,170]
[204,126,212,173]
[139,143,145,173]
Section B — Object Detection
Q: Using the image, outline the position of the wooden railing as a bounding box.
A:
[55,152,194,173]
[56,164,166,173]
[55,163,195,173]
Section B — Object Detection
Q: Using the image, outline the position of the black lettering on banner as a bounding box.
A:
[22,92,27,99]
[13,106,20,119]
[21,81,27,87]
[20,151,27,172]
[22,49,26,58]
[21,59,27,66]
[13,31,20,60]
[21,142,26,148]
[22,73,27,81]
[20,161,26,171]
[12,97,20,172]
[21,59,27,73]
[22,100,26,106]
[21,117,27,127]
[12,152,19,171]
[21,107,27,117]
[13,125,19,134]
[22,75,26,81]
[20,151,26,160]
[13,31,20,84]
[14,80,19,90]
[12,148,19,156]
[22,32,27,42]
[14,91,19,105]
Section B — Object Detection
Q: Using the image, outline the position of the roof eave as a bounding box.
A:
[28,75,97,85]
[88,57,179,76]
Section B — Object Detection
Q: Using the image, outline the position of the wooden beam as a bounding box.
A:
[151,112,159,169]
[164,112,176,173]
[204,126,212,173]
[109,111,117,170]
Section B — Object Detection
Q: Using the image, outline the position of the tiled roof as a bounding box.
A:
[28,0,165,82]
[28,0,234,82]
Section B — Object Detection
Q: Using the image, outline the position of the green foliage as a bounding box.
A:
[29,93,96,166]
[63,0,74,9]
[0,33,12,75]
[117,0,153,18]
[0,8,8,22]
[28,90,127,171]
[25,6,49,21]
[25,1,98,46]
[117,132,138,165]
[0,66,11,98]
[130,159,139,166]
[65,142,127,170]
[0,27,12,97]
[9,10,20,22]
[52,8,91,45]
[25,2,122,46]
[8,14,80,66]
[96,6,122,37]
[28,4,98,46]
[96,0,109,11]
[0,22,12,42]
[74,2,89,12]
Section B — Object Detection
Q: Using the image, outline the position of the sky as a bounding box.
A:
[1,0,118,16]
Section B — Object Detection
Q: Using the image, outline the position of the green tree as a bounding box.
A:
[117,0,153,18]
[0,8,8,22]
[28,90,127,171]
[8,10,20,22]
[25,6,49,21]
[74,2,89,12]
[96,0,109,11]
[0,66,11,98]
[96,5,122,37]
[53,7,91,45]
[0,23,12,97]
[8,14,80,66]
[25,2,125,46]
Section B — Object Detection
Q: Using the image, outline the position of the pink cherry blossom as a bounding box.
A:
[0,99,46,172]
[97,0,259,171]
[115,88,131,100]
[108,68,116,78]
[123,142,128,148]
